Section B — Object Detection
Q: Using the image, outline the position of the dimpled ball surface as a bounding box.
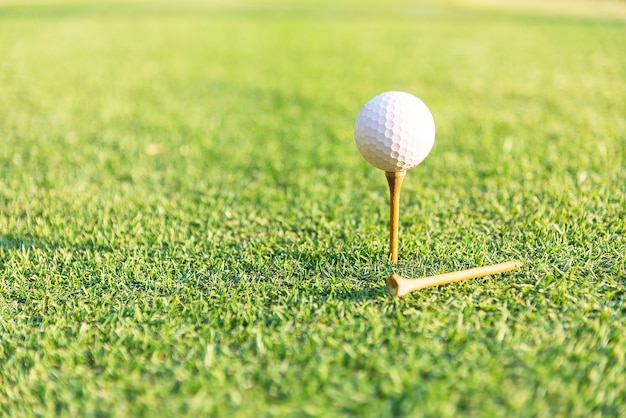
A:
[354,91,435,172]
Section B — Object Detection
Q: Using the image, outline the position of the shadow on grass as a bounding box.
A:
[1,233,392,300]
[263,247,394,301]
[0,233,114,253]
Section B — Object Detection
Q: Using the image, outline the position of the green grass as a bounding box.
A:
[1,0,625,416]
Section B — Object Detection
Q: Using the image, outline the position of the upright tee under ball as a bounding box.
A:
[354,91,435,263]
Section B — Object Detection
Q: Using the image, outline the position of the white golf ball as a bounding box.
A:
[354,91,435,172]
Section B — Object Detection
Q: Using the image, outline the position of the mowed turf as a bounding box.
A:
[0,0,625,416]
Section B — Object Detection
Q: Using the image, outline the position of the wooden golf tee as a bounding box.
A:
[385,170,406,263]
[387,261,522,297]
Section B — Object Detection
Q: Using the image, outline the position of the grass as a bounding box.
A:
[0,0,625,416]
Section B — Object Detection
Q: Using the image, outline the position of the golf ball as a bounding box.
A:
[354,91,435,172]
